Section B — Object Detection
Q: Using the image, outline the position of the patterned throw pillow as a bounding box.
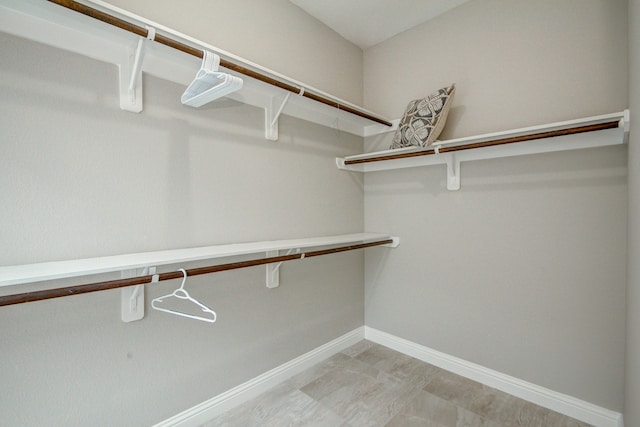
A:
[390,84,456,149]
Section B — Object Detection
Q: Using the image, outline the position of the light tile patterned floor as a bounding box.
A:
[203,340,592,427]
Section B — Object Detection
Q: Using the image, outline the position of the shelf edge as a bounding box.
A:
[0,233,395,287]
[338,110,629,172]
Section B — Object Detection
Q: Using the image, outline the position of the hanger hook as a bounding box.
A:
[177,268,188,290]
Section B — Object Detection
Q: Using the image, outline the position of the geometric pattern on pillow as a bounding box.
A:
[390,84,456,149]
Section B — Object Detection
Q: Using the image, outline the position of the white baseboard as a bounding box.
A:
[364,326,623,427]
[153,327,365,427]
[155,326,623,427]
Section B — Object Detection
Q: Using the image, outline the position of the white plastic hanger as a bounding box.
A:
[181,51,243,107]
[151,269,217,323]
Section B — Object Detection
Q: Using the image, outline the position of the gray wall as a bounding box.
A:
[363,0,628,411]
[625,0,640,423]
[0,3,364,424]
[1,0,634,424]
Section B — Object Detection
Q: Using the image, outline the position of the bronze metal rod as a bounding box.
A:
[46,0,392,127]
[303,240,393,258]
[0,239,393,307]
[344,121,621,165]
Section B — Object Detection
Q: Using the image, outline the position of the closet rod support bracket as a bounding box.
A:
[265,250,280,288]
[121,266,154,322]
[119,41,144,112]
[265,247,300,288]
[119,26,155,113]
[265,92,292,141]
[445,154,461,191]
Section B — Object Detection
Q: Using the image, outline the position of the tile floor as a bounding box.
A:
[203,340,592,427]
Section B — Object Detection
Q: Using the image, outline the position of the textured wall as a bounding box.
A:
[364,0,627,136]
[625,0,640,423]
[0,23,364,427]
[363,0,628,411]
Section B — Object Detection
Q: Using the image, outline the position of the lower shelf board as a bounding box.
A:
[0,232,399,309]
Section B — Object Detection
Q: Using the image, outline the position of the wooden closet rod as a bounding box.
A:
[0,239,393,307]
[344,120,621,165]
[46,0,392,128]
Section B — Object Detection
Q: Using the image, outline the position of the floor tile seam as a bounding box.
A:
[340,349,370,359]
[292,386,353,425]
[384,395,421,426]
[418,381,509,427]
[384,413,451,427]
[378,365,431,388]
[374,378,431,425]
[354,346,446,386]
[302,371,419,426]
[298,383,347,416]
[411,390,463,426]
[308,398,351,426]
[351,355,419,383]
[452,395,524,427]
[306,367,386,399]
[456,404,509,427]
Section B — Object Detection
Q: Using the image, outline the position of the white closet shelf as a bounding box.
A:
[0,233,399,287]
[337,110,630,190]
[0,0,392,139]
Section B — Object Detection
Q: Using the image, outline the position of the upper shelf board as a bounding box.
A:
[337,110,630,178]
[0,233,399,287]
[0,0,391,138]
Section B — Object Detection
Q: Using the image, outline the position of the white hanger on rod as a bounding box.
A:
[151,269,217,323]
[181,50,243,107]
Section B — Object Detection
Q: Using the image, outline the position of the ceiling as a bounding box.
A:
[290,0,471,49]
